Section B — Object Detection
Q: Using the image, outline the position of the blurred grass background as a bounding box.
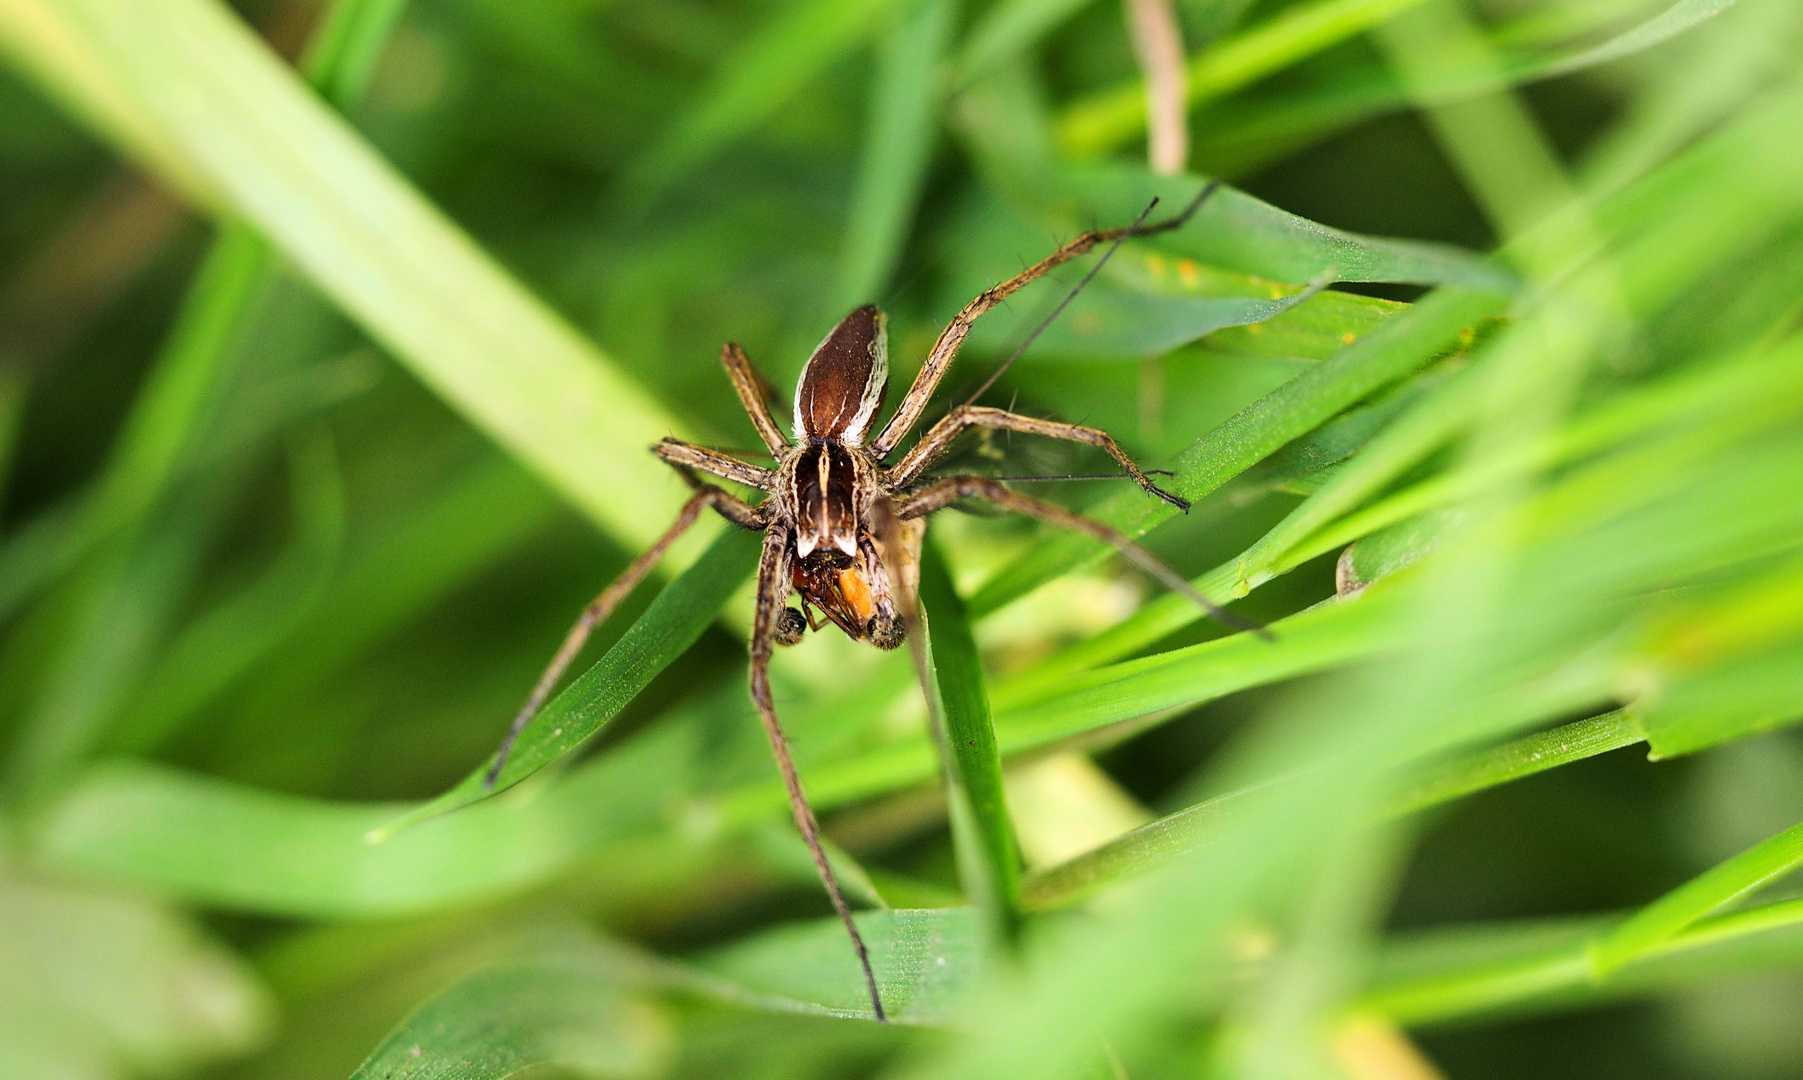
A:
[0,0,1800,1078]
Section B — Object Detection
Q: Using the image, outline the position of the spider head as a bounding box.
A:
[789,536,907,651]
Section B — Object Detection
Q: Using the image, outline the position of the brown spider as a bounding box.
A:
[487,185,1258,1021]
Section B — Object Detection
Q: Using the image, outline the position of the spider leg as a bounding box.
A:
[749,525,888,1021]
[869,182,1220,459]
[720,342,790,454]
[654,437,778,491]
[885,405,1190,510]
[484,486,766,787]
[895,475,1269,639]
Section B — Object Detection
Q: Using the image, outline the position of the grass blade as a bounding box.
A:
[1057,0,1742,157]
[1587,817,1803,978]
[1057,0,1434,157]
[836,0,957,310]
[348,947,670,1080]
[4,0,702,552]
[372,527,761,838]
[1023,710,1645,909]
[968,284,1506,617]
[700,907,986,1024]
[624,0,901,207]
[918,538,1022,939]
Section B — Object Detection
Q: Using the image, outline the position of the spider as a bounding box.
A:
[486,184,1259,1021]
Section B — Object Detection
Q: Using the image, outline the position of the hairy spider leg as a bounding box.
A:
[483,485,768,787]
[896,475,1270,639]
[868,181,1221,460]
[749,525,888,1021]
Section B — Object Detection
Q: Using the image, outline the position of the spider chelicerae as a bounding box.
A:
[485,183,1261,1021]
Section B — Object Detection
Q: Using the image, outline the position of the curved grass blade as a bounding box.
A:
[0,0,702,553]
[1057,0,1742,157]
[33,720,703,918]
[699,907,986,1025]
[1058,0,1437,158]
[349,950,672,1080]
[1588,817,1803,978]
[987,271,1336,358]
[1364,895,1803,1026]
[917,538,1021,939]
[371,526,762,840]
[968,284,1507,617]
[1045,169,1514,290]
[1021,710,1644,910]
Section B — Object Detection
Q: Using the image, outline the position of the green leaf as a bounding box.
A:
[1588,817,1803,978]
[836,0,957,310]
[978,275,1335,359]
[918,538,1022,937]
[700,908,987,1024]
[1365,896,1803,1025]
[34,722,700,919]
[1022,710,1646,910]
[1042,168,1516,289]
[624,0,902,205]
[1058,0,1743,158]
[0,0,702,553]
[1058,0,1437,157]
[372,526,761,839]
[349,947,672,1080]
[968,284,1506,617]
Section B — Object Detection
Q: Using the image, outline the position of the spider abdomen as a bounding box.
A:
[793,304,888,445]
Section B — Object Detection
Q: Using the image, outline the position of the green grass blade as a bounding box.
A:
[34,720,704,917]
[836,0,957,310]
[1057,0,1742,158]
[968,284,1506,617]
[1057,0,1434,157]
[348,948,670,1080]
[1388,710,1644,815]
[106,431,345,755]
[700,907,986,1024]
[1364,896,1803,1025]
[0,0,409,789]
[624,0,901,206]
[1022,710,1645,910]
[953,0,1091,87]
[1587,817,1803,978]
[918,538,1022,939]
[372,527,761,838]
[299,0,409,110]
[1047,168,1515,288]
[6,0,701,551]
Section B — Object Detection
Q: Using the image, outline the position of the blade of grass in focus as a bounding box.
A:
[918,538,1022,940]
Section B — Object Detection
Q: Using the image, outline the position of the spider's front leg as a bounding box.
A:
[485,484,765,786]
[655,437,778,490]
[885,405,1190,510]
[748,525,888,1021]
[895,475,1268,638]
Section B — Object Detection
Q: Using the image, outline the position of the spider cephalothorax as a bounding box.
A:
[484,184,1257,1023]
